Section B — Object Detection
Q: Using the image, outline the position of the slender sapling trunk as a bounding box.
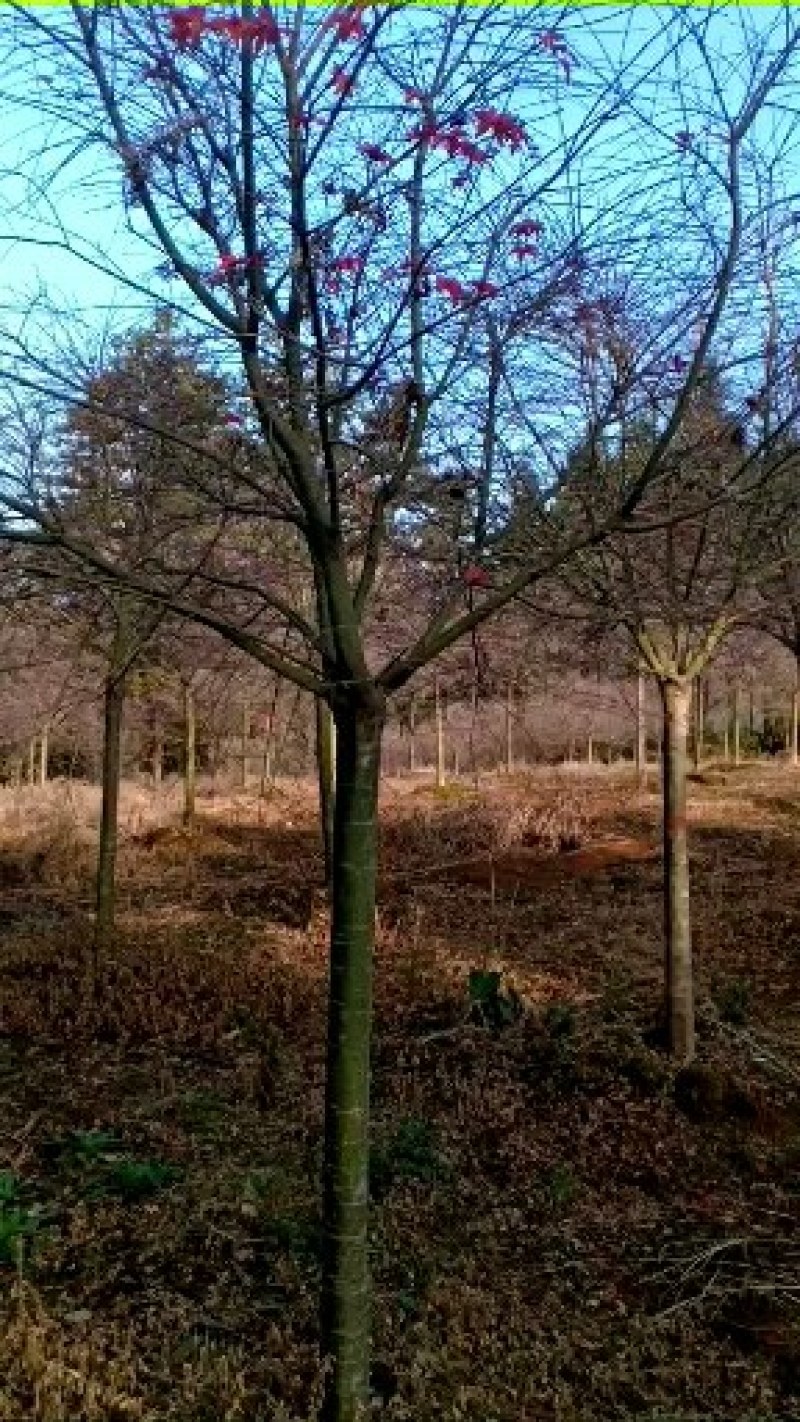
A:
[434,676,446,789]
[183,682,196,828]
[94,643,127,988]
[660,678,695,1062]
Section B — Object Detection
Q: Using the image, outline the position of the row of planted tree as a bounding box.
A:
[5,633,799,792]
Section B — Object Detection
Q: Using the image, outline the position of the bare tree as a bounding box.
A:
[1,7,800,1416]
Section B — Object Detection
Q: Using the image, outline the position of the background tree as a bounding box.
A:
[535,357,800,1062]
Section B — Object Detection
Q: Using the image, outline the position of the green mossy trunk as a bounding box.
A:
[320,696,384,1422]
[660,679,695,1063]
[316,698,336,891]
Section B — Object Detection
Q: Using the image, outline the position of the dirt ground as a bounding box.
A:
[0,763,798,1421]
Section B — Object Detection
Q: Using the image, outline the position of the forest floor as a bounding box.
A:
[0,763,798,1422]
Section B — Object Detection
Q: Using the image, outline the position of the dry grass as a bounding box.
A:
[0,763,798,1421]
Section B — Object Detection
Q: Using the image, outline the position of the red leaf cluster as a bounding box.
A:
[331,67,354,96]
[207,13,281,50]
[166,7,280,54]
[407,122,490,165]
[474,109,527,149]
[537,28,574,80]
[325,7,366,41]
[168,8,207,50]
[209,252,261,286]
[331,255,365,274]
[435,275,468,304]
[511,219,543,239]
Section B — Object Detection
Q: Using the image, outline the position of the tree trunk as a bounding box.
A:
[660,679,695,1063]
[587,735,594,766]
[504,682,514,774]
[793,655,799,767]
[152,731,164,788]
[692,677,704,773]
[183,682,196,828]
[94,654,127,987]
[468,681,479,786]
[28,738,36,785]
[39,723,49,786]
[241,699,250,790]
[434,676,446,789]
[316,698,336,890]
[320,696,384,1422]
[733,683,742,766]
[407,695,416,775]
[260,674,283,795]
[636,671,647,788]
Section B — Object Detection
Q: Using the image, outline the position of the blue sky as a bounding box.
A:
[0,2,797,381]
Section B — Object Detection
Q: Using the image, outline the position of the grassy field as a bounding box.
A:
[0,764,798,1421]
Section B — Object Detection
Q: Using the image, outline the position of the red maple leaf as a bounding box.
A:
[331,255,365,274]
[472,281,499,300]
[168,7,207,50]
[209,252,261,286]
[326,7,366,41]
[407,121,440,146]
[453,138,490,165]
[474,109,526,149]
[435,275,468,304]
[332,67,354,96]
[463,564,491,589]
[510,219,543,239]
[538,28,568,54]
